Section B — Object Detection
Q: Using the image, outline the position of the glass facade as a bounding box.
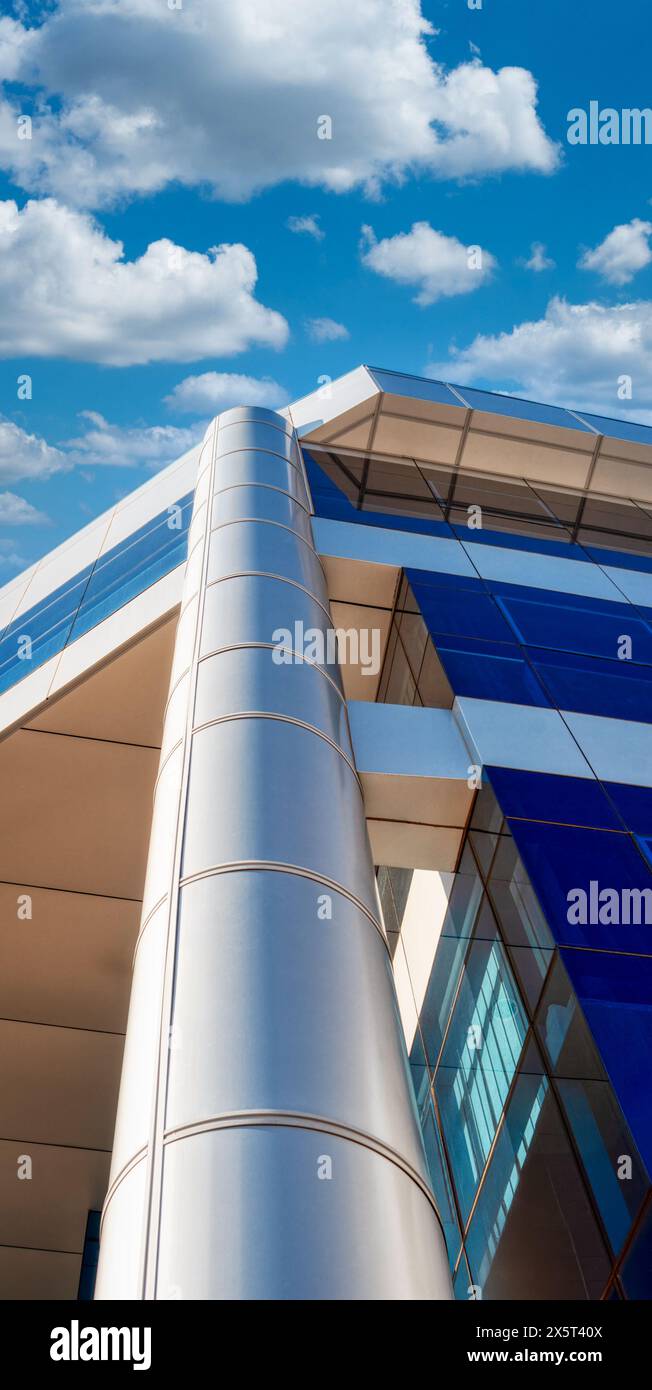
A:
[379,783,652,1300]
[355,429,652,1297]
[305,446,652,564]
[0,492,193,696]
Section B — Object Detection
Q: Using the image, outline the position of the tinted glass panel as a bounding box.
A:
[464,1067,611,1299]
[529,647,652,722]
[575,412,652,446]
[433,635,550,707]
[368,368,464,408]
[455,386,593,432]
[507,819,652,954]
[434,938,528,1221]
[561,949,652,1176]
[71,498,192,640]
[497,592,652,664]
[487,766,622,831]
[414,586,515,644]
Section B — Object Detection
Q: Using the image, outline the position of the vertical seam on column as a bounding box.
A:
[140,417,220,1301]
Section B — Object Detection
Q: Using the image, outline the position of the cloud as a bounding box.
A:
[361,221,496,305]
[305,317,349,342]
[286,214,324,241]
[0,417,68,483]
[62,412,203,469]
[427,296,652,419]
[522,240,555,272]
[0,198,288,365]
[0,491,50,525]
[0,539,25,571]
[579,218,652,286]
[0,2,558,208]
[165,372,289,413]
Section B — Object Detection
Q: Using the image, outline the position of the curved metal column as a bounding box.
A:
[95,406,452,1301]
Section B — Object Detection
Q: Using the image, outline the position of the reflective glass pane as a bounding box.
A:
[432,635,550,707]
[0,569,91,693]
[487,765,622,831]
[506,819,652,954]
[413,585,515,644]
[529,647,652,723]
[71,497,192,639]
[434,938,528,1220]
[465,1064,611,1299]
[456,386,593,432]
[575,411,652,446]
[496,591,652,665]
[368,368,464,408]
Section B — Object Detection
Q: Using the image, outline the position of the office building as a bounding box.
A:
[0,366,650,1300]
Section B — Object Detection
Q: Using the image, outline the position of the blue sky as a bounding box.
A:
[1,0,651,569]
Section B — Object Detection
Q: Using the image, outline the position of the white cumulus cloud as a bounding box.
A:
[165,372,289,414]
[0,198,288,366]
[305,317,349,342]
[579,219,652,286]
[62,412,203,469]
[286,215,324,241]
[0,417,68,483]
[0,491,50,525]
[361,221,496,305]
[0,1,559,208]
[428,296,652,420]
[522,240,555,272]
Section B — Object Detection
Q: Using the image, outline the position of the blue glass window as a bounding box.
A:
[561,949,652,1177]
[508,819,652,954]
[0,567,92,694]
[528,647,652,723]
[487,766,622,831]
[603,780,652,835]
[367,367,464,408]
[0,492,193,697]
[496,591,652,664]
[574,411,652,447]
[453,386,594,433]
[412,585,515,644]
[405,566,485,596]
[70,494,193,640]
[432,634,550,707]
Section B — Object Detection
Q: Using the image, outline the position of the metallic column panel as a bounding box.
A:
[181,718,377,911]
[200,576,335,670]
[212,486,313,537]
[98,1159,147,1302]
[194,648,352,752]
[96,405,452,1301]
[156,1128,451,1301]
[214,449,309,502]
[165,871,428,1175]
[206,518,326,595]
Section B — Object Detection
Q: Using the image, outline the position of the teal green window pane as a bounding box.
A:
[434,939,528,1220]
[465,1062,611,1300]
